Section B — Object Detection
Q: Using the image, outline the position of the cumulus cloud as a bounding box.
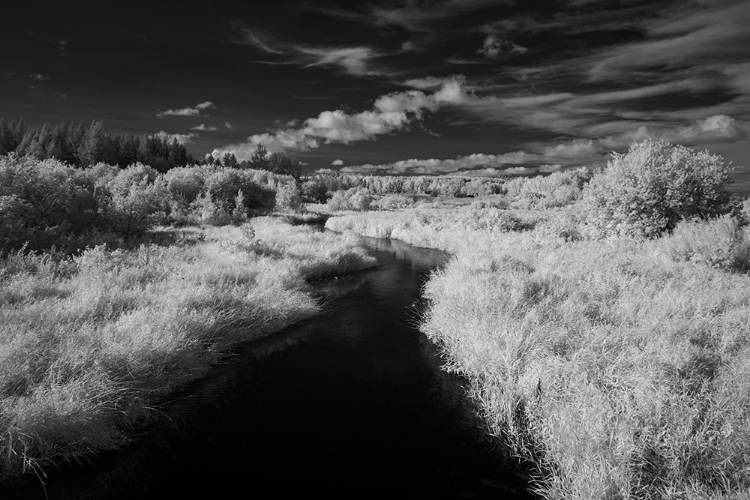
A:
[331,159,344,166]
[477,35,527,58]
[212,78,468,160]
[191,124,217,131]
[152,131,198,145]
[157,101,216,118]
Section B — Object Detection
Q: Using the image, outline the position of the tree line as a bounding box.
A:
[0,119,303,178]
[0,119,198,172]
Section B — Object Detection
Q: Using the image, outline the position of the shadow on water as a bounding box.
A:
[1,235,532,500]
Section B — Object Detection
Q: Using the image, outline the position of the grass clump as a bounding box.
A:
[0,218,377,480]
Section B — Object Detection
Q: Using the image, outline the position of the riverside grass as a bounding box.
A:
[0,217,377,480]
[327,207,750,500]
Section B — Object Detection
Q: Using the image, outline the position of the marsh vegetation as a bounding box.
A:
[327,140,750,499]
[3,139,749,499]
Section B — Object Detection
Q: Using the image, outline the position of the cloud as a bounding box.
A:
[156,101,216,118]
[586,1,750,83]
[339,138,605,176]
[212,78,468,160]
[239,28,284,54]
[597,115,750,150]
[152,131,198,145]
[477,35,527,58]
[331,159,344,166]
[28,73,49,81]
[296,46,383,76]
[369,0,513,32]
[225,122,233,129]
[402,76,461,90]
[191,124,218,131]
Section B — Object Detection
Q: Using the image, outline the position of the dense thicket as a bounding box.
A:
[0,119,196,171]
[0,155,300,253]
[301,172,507,202]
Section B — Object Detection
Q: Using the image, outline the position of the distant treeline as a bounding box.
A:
[0,119,197,171]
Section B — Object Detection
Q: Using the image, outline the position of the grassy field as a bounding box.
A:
[0,217,377,480]
[327,205,750,499]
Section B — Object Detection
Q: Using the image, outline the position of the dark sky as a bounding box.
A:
[2,0,749,178]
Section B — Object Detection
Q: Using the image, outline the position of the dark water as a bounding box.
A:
[2,236,531,499]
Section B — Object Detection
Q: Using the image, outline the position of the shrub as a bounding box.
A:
[327,188,373,212]
[374,194,416,210]
[658,214,750,270]
[274,183,303,213]
[582,140,732,238]
[203,169,275,215]
[164,166,205,207]
[102,174,169,239]
[0,155,102,251]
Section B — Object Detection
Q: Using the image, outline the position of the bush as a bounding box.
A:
[327,188,373,212]
[658,215,750,270]
[103,177,170,239]
[374,194,416,210]
[202,169,276,220]
[164,166,205,208]
[0,155,102,251]
[274,183,303,213]
[582,140,732,238]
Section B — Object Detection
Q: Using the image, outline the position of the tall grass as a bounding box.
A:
[327,206,750,499]
[0,218,377,480]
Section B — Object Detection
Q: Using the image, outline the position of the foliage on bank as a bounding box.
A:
[0,219,377,480]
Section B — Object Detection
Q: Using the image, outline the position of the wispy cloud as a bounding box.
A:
[586,0,750,84]
[296,46,383,76]
[225,122,233,129]
[212,78,467,160]
[237,27,284,54]
[156,101,216,118]
[369,0,513,32]
[191,124,217,131]
[340,138,603,176]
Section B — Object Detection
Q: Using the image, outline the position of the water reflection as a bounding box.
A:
[1,235,531,500]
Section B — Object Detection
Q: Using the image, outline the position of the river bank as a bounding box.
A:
[327,207,750,499]
[0,217,377,481]
[1,234,532,500]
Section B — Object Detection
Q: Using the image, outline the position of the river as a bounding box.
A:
[2,235,531,499]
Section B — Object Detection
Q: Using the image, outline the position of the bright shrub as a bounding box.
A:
[582,140,732,238]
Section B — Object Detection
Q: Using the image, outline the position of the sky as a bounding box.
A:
[2,0,750,183]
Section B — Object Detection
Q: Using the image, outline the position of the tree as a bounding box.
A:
[268,151,302,179]
[80,121,116,166]
[118,135,140,167]
[0,119,12,154]
[248,144,269,171]
[222,152,239,168]
[582,139,733,238]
